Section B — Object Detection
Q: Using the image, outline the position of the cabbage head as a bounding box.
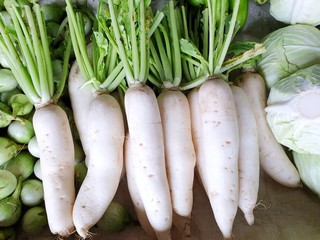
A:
[266,64,320,154]
[270,0,320,26]
[293,151,320,197]
[257,24,320,89]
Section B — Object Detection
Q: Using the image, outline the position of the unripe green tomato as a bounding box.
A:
[20,179,44,207]
[7,119,35,144]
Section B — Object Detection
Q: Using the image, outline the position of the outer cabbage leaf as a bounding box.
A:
[270,0,320,26]
[257,24,320,89]
[266,64,320,154]
[293,151,320,197]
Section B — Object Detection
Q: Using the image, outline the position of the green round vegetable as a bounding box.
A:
[0,69,18,93]
[293,152,320,197]
[4,151,36,181]
[0,137,22,166]
[28,136,39,158]
[0,227,16,240]
[0,10,11,25]
[0,88,22,104]
[22,206,48,235]
[46,21,61,40]
[8,94,34,116]
[81,13,93,36]
[0,177,22,227]
[0,170,17,200]
[52,59,64,83]
[41,4,65,23]
[266,64,320,155]
[33,159,42,180]
[96,201,131,232]
[7,119,35,144]
[257,24,320,89]
[20,179,44,207]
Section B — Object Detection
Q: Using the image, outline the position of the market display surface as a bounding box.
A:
[0,0,320,239]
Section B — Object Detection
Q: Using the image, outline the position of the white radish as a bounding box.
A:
[231,85,259,225]
[124,135,157,238]
[157,89,196,217]
[237,71,301,187]
[68,61,94,156]
[198,78,239,239]
[33,104,75,237]
[125,83,173,238]
[65,2,127,237]
[157,89,195,237]
[72,94,125,238]
[187,88,207,190]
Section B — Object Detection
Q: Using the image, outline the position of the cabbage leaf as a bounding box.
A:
[257,24,320,89]
[266,64,320,154]
[270,0,320,26]
[293,151,320,197]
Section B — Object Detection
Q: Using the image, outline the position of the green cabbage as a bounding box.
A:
[270,0,320,26]
[293,151,320,197]
[257,24,320,89]
[265,64,320,154]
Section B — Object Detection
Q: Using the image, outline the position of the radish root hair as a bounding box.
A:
[254,200,271,210]
[75,229,96,240]
[54,229,77,240]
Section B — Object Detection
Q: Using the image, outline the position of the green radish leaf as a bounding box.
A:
[8,94,33,117]
[180,38,206,62]
[93,31,109,82]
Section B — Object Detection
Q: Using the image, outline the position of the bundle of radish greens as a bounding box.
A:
[0,0,311,239]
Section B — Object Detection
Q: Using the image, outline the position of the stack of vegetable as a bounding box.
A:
[257,0,320,198]
[63,0,299,238]
[0,0,71,237]
[0,0,130,238]
[1,0,318,239]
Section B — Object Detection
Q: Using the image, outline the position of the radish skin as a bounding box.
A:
[198,78,239,239]
[187,88,206,189]
[33,104,75,237]
[125,83,172,236]
[72,94,124,238]
[158,89,195,237]
[68,61,94,156]
[157,89,196,217]
[237,71,301,188]
[125,135,157,238]
[231,85,259,225]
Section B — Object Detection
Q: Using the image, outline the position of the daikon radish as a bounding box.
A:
[158,89,196,218]
[72,94,124,238]
[187,88,206,190]
[66,1,126,237]
[237,70,301,187]
[198,78,239,239]
[0,2,75,236]
[33,105,75,236]
[124,135,157,239]
[148,2,195,235]
[125,84,172,238]
[231,85,259,225]
[106,0,173,238]
[68,61,94,156]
